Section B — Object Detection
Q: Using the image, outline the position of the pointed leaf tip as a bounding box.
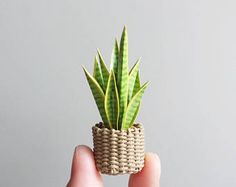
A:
[123,26,127,32]
[128,60,141,102]
[96,49,109,91]
[110,39,119,81]
[93,57,104,90]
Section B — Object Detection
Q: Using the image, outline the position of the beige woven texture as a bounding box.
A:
[92,122,145,175]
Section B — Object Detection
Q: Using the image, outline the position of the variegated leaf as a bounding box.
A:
[93,57,104,91]
[128,103,140,128]
[128,59,140,103]
[127,73,141,126]
[110,39,119,82]
[117,26,129,129]
[82,66,109,127]
[122,82,149,130]
[132,72,141,98]
[104,70,119,129]
[97,49,109,91]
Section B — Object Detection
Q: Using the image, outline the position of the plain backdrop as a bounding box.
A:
[1,0,236,186]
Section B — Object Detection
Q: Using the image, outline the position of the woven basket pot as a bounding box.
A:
[92,122,145,175]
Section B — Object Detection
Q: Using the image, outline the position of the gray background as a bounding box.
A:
[0,0,236,186]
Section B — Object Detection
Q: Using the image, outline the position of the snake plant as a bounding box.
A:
[83,27,148,130]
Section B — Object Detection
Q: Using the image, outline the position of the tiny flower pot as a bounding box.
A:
[83,27,149,175]
[92,122,145,175]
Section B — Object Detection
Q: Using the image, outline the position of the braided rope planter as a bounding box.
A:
[92,122,145,175]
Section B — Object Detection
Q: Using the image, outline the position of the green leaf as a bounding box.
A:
[128,72,142,128]
[122,82,149,130]
[128,59,140,103]
[117,26,129,129]
[132,72,141,98]
[97,49,109,91]
[82,66,109,128]
[104,70,119,129]
[128,103,140,128]
[110,39,119,82]
[93,57,104,91]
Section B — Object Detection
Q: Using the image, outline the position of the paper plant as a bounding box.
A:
[82,27,148,175]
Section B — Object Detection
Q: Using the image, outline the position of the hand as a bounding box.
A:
[66,145,161,187]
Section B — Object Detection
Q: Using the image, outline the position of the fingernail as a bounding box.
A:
[75,145,85,157]
[148,152,161,176]
[149,152,160,159]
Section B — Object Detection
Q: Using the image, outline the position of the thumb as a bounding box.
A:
[129,153,161,187]
[67,145,103,187]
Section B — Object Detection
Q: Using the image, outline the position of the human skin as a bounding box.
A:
[66,145,161,187]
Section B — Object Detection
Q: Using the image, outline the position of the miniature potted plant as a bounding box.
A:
[82,27,149,175]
